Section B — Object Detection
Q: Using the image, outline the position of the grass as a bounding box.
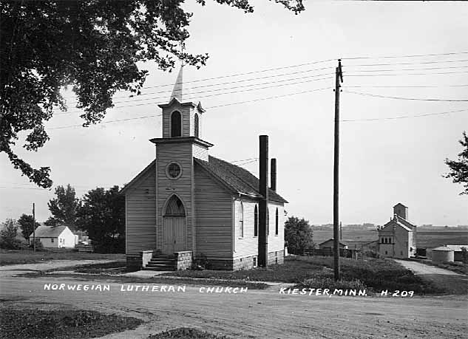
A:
[0,249,125,266]
[0,308,142,339]
[148,328,231,339]
[164,256,442,294]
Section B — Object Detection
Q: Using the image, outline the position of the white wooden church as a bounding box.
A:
[122,67,287,270]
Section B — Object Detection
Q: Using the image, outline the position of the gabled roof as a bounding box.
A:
[394,203,407,208]
[31,225,70,238]
[381,218,413,232]
[394,214,416,229]
[318,238,348,246]
[195,156,288,204]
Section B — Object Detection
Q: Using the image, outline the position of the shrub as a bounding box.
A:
[299,277,366,291]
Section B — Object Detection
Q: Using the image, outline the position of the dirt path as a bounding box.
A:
[395,260,468,295]
[1,263,467,339]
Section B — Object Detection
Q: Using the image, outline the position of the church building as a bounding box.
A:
[121,67,287,270]
[378,203,417,259]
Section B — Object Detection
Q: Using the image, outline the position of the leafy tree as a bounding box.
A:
[18,214,40,240]
[1,0,304,188]
[46,184,79,229]
[0,218,21,249]
[284,216,314,255]
[445,132,468,195]
[76,186,125,253]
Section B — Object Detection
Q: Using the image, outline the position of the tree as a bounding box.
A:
[46,184,79,229]
[0,218,21,249]
[284,216,314,255]
[445,132,468,195]
[18,214,40,240]
[76,186,125,253]
[0,0,304,188]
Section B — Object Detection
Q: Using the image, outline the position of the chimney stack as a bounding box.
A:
[270,158,277,191]
[258,135,269,268]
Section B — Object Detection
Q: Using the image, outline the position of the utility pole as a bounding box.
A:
[333,59,343,281]
[32,203,36,252]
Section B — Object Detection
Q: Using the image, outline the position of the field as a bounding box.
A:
[312,227,468,249]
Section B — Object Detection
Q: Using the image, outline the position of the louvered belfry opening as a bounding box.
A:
[164,195,185,217]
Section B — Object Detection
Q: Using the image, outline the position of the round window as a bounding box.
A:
[166,162,182,179]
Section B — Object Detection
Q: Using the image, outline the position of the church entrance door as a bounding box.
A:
[162,195,186,254]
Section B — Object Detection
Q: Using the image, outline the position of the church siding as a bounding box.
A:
[234,199,284,259]
[194,164,232,258]
[125,169,156,256]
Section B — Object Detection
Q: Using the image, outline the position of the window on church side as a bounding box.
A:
[194,113,199,138]
[171,111,181,137]
[254,205,258,237]
[237,201,244,238]
[275,208,279,235]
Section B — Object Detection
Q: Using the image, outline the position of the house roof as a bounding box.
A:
[195,156,288,204]
[318,238,348,246]
[120,160,156,195]
[121,155,288,204]
[31,225,69,238]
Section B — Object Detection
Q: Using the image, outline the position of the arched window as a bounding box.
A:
[254,205,258,237]
[164,195,185,217]
[194,113,199,138]
[275,208,279,235]
[171,111,181,137]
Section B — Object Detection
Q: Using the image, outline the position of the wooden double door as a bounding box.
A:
[162,195,186,254]
[162,216,186,253]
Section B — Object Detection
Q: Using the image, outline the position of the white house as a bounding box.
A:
[121,66,288,270]
[378,203,417,258]
[30,225,76,248]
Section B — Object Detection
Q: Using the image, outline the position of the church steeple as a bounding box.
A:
[158,64,207,140]
[170,65,184,101]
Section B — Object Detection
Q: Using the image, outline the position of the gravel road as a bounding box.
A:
[395,260,468,295]
[1,261,467,339]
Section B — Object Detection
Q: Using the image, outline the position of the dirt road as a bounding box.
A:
[1,261,467,339]
[395,260,468,295]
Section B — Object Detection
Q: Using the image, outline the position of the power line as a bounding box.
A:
[346,58,468,67]
[54,74,334,115]
[341,108,468,122]
[342,51,468,61]
[346,65,468,73]
[346,84,468,89]
[344,90,468,102]
[48,87,332,130]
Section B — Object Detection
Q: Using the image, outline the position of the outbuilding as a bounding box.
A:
[431,246,455,263]
[30,225,76,249]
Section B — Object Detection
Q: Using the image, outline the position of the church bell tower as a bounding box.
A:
[151,65,213,255]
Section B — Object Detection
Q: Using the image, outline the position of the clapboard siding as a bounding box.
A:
[156,142,194,252]
[234,199,284,259]
[125,166,156,256]
[193,143,208,161]
[194,162,232,258]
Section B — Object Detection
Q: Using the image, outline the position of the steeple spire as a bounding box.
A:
[170,65,184,101]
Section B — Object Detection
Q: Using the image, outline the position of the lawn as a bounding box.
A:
[0,308,142,339]
[0,249,125,266]
[164,256,442,294]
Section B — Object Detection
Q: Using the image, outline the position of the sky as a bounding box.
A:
[1,0,468,227]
